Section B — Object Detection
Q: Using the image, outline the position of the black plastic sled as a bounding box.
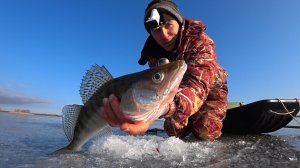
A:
[222,99,300,134]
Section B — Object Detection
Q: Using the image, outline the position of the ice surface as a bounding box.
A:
[71,134,224,167]
[90,135,193,161]
[0,113,300,168]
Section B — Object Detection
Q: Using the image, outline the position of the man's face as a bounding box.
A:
[150,19,179,52]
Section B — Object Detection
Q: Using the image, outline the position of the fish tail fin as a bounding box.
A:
[62,104,83,142]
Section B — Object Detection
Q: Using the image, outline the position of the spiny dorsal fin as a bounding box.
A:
[62,104,83,141]
[79,64,113,104]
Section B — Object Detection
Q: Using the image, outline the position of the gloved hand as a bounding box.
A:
[101,94,156,136]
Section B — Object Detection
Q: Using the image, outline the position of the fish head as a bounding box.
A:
[121,60,187,122]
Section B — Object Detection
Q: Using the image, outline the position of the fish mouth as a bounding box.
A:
[122,60,188,122]
[136,61,187,121]
[152,60,187,96]
[164,60,187,95]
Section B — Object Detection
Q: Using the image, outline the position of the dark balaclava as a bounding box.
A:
[144,0,183,33]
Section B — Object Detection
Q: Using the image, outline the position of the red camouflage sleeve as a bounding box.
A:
[166,32,218,122]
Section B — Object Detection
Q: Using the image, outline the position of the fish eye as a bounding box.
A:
[152,72,164,83]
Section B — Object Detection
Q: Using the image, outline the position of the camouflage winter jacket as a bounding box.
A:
[138,19,228,123]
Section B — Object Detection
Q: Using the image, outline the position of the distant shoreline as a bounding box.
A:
[0,110,62,117]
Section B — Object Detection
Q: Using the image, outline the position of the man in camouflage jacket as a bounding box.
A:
[103,0,228,140]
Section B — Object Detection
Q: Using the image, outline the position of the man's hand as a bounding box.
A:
[101,94,129,127]
[101,94,155,136]
[120,119,156,136]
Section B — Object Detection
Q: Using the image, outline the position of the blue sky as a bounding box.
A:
[0,0,299,114]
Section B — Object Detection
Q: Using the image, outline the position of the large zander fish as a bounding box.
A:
[55,60,187,153]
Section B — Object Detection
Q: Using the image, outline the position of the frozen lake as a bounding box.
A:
[0,112,299,168]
